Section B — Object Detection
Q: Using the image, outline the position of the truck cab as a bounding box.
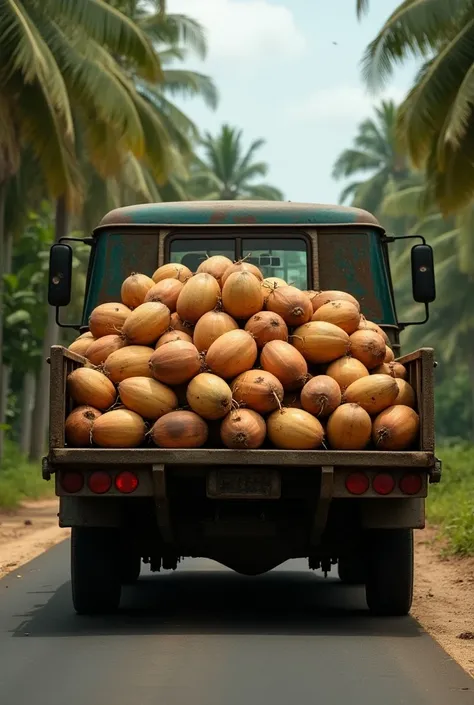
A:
[46,200,438,617]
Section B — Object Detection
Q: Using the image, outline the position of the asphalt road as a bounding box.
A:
[0,541,472,705]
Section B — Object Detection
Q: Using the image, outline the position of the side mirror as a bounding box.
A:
[48,243,72,307]
[411,244,435,303]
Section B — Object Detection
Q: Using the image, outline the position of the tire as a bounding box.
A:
[365,529,413,617]
[119,552,141,585]
[71,527,122,615]
[338,555,366,585]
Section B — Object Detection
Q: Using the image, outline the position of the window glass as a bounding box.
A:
[242,238,308,289]
[169,239,235,273]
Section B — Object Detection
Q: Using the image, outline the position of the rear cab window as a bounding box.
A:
[169,235,309,290]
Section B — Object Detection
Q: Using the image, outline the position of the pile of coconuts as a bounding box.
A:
[65,257,420,451]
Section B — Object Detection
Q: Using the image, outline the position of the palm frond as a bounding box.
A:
[361,0,465,90]
[44,0,162,80]
[161,69,218,109]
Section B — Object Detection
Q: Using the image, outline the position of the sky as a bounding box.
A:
[167,0,420,204]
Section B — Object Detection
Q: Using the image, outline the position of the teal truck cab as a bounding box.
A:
[45,201,439,617]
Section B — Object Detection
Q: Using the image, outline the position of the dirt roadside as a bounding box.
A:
[0,499,69,578]
[0,501,472,676]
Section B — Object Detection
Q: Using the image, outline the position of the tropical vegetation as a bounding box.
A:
[0,1,283,470]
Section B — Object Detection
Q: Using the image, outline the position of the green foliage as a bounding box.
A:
[360,0,474,214]
[0,441,53,508]
[428,444,474,556]
[188,124,284,201]
[332,101,409,218]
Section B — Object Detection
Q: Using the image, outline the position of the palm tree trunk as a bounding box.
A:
[20,372,36,456]
[0,180,7,462]
[29,197,68,461]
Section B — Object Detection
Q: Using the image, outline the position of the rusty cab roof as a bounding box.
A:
[96,200,383,232]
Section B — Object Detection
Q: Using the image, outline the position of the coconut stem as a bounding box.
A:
[272,390,283,411]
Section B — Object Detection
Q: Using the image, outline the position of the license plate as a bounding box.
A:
[206,469,281,499]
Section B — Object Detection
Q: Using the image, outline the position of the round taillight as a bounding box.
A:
[372,473,395,495]
[345,472,369,495]
[88,471,112,494]
[399,473,422,495]
[60,471,84,494]
[115,471,139,494]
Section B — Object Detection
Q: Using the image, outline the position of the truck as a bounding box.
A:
[44,200,440,617]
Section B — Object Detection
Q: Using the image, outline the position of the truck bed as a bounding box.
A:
[47,345,436,472]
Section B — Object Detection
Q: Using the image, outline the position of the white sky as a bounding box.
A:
[167,0,419,203]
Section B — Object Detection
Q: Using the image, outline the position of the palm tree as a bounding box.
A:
[332,100,409,216]
[360,0,474,214]
[0,0,164,461]
[187,125,284,201]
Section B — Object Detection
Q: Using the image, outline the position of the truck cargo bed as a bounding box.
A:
[47,345,436,471]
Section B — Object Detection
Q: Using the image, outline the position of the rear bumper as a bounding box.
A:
[47,447,436,468]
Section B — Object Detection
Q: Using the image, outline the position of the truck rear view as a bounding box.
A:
[45,201,439,617]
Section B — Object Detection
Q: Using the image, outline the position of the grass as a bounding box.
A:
[427,444,474,556]
[0,441,54,509]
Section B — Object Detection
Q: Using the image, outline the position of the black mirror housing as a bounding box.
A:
[48,243,72,307]
[411,244,436,303]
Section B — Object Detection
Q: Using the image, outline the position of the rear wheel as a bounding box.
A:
[338,555,366,585]
[365,529,413,616]
[71,527,121,615]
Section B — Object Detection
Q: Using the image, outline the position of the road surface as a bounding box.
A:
[0,541,472,705]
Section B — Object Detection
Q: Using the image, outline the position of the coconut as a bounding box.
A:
[118,376,178,420]
[206,329,258,379]
[265,285,313,326]
[91,409,146,448]
[221,261,264,286]
[220,409,266,449]
[176,273,221,324]
[86,334,126,366]
[193,310,239,352]
[394,379,416,409]
[300,375,341,417]
[152,263,192,284]
[121,301,170,345]
[244,311,288,349]
[231,370,284,414]
[267,408,324,450]
[88,302,131,338]
[121,272,155,308]
[260,340,308,390]
[149,340,201,385]
[151,410,208,448]
[67,368,116,410]
[144,278,183,312]
[68,334,95,357]
[310,290,360,313]
[196,255,233,285]
[326,356,369,390]
[104,345,154,384]
[155,330,193,348]
[222,270,264,319]
[343,374,399,415]
[292,321,350,364]
[372,361,407,379]
[65,406,102,447]
[186,373,233,420]
[326,404,372,450]
[372,405,420,451]
[311,300,360,334]
[349,329,386,370]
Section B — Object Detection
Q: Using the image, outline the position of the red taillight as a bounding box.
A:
[400,473,422,495]
[88,471,112,494]
[115,471,139,494]
[372,473,395,495]
[60,471,84,493]
[345,472,369,495]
